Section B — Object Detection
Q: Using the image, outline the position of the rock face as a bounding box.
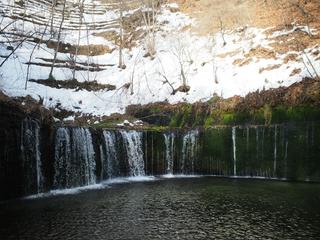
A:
[126,77,320,127]
[0,96,26,199]
[0,93,54,199]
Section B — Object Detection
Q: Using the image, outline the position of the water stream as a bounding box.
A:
[101,130,119,179]
[120,130,145,177]
[53,127,96,189]
[181,130,199,174]
[20,118,43,194]
[232,126,237,176]
[164,132,175,175]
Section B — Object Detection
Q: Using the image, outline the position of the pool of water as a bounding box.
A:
[1,177,320,240]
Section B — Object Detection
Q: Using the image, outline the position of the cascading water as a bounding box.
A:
[284,139,288,178]
[273,125,277,177]
[101,130,119,179]
[3,120,320,200]
[120,130,145,176]
[181,130,199,174]
[255,127,259,167]
[164,133,175,175]
[54,128,71,189]
[246,127,249,151]
[20,118,43,194]
[53,127,96,189]
[232,126,237,176]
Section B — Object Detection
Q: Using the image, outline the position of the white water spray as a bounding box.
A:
[273,125,277,177]
[21,118,43,193]
[164,133,175,174]
[54,127,96,188]
[121,130,145,176]
[182,130,199,173]
[232,126,237,176]
[102,130,119,178]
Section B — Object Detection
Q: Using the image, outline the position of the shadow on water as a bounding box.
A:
[0,177,320,240]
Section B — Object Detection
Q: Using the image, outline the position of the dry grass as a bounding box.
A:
[168,0,320,65]
[268,29,320,54]
[172,0,320,35]
[290,68,302,76]
[245,46,277,59]
[46,40,114,56]
[283,53,299,63]
[259,64,282,73]
[216,49,241,58]
[233,58,253,67]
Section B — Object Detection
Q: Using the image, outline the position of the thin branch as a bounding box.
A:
[25,19,51,89]
[49,0,67,79]
[0,32,35,68]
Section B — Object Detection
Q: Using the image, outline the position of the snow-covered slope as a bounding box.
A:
[0,0,319,116]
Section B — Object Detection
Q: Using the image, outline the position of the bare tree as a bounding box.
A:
[0,32,35,68]
[85,8,92,82]
[301,49,320,80]
[290,1,315,36]
[72,0,85,80]
[157,57,175,95]
[140,0,159,59]
[49,0,67,80]
[118,0,126,69]
[25,19,51,89]
[171,36,192,93]
[50,0,57,37]
[0,19,18,33]
[129,49,142,95]
[218,17,226,47]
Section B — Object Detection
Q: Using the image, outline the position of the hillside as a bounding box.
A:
[0,0,319,122]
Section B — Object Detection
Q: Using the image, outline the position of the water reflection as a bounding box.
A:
[1,177,319,240]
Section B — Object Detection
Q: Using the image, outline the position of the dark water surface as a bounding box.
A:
[1,177,320,240]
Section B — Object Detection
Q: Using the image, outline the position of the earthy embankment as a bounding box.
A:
[3,77,318,129]
[123,77,320,128]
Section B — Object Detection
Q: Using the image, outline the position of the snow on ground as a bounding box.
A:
[0,0,319,116]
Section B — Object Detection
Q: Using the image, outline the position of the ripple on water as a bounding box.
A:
[1,177,320,240]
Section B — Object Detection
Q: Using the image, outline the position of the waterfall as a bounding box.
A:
[73,128,96,185]
[101,130,119,179]
[273,125,277,177]
[121,130,145,176]
[246,127,249,151]
[54,128,71,189]
[3,120,320,201]
[164,133,175,175]
[182,130,199,174]
[232,127,237,176]
[255,127,259,164]
[284,140,288,178]
[54,127,96,189]
[21,118,43,194]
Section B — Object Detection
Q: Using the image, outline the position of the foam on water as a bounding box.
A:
[161,174,201,179]
[22,174,295,200]
[161,173,175,178]
[24,184,106,199]
[103,176,156,184]
[24,176,157,199]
